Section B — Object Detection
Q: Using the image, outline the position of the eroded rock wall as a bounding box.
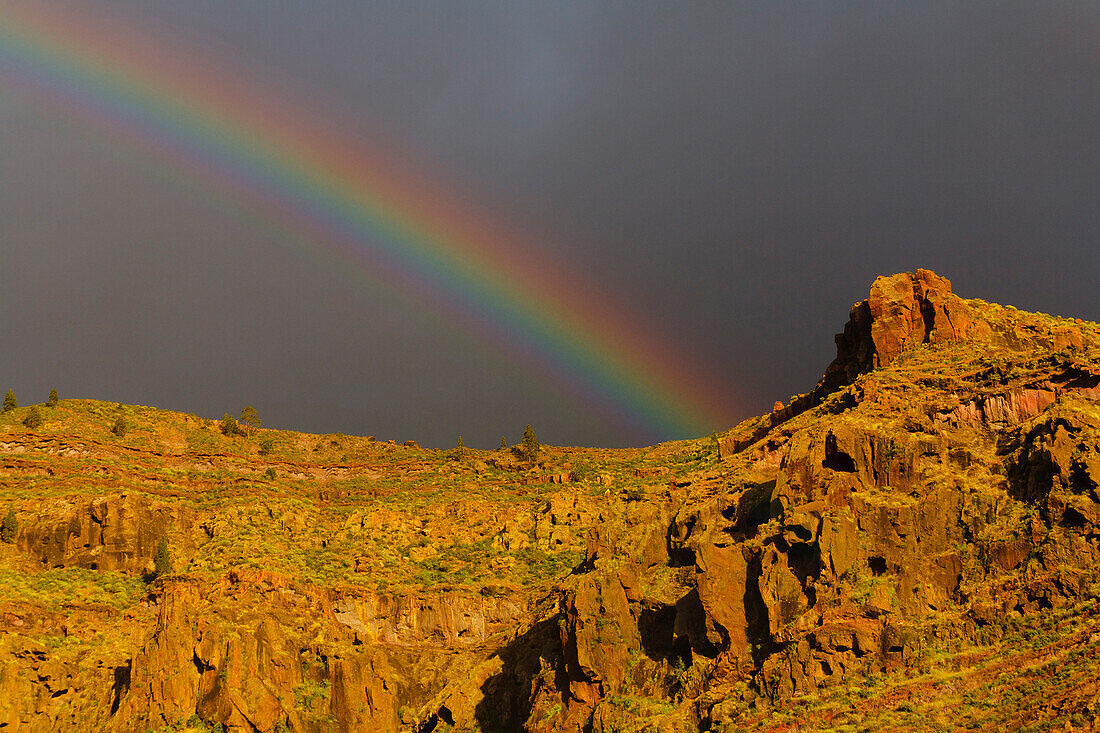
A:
[17,494,186,575]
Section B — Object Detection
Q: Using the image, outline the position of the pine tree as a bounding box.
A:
[522,424,540,463]
[0,506,16,543]
[3,390,16,413]
[153,538,172,578]
[454,436,465,460]
[239,406,261,435]
[22,406,42,429]
[500,436,507,450]
[112,415,128,437]
[47,388,59,407]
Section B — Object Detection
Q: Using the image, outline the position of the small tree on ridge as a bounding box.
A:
[240,406,261,436]
[522,424,540,463]
[3,390,16,413]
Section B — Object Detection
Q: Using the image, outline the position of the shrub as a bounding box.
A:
[22,406,42,429]
[569,464,592,483]
[259,437,275,456]
[47,388,58,407]
[0,506,16,543]
[112,415,128,437]
[2,390,16,412]
[153,538,172,578]
[220,413,244,437]
[453,436,465,460]
[500,436,508,450]
[265,467,277,480]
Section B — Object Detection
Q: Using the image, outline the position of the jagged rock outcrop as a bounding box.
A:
[332,590,525,646]
[17,494,185,574]
[831,269,973,380]
[493,271,1100,730]
[560,572,641,706]
[110,572,546,732]
[720,270,980,460]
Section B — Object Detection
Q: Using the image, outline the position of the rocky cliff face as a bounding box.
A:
[423,271,1100,732]
[1,271,1099,732]
[17,494,187,575]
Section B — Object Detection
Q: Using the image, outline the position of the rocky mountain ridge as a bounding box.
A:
[1,269,1099,731]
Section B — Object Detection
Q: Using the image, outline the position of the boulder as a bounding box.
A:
[694,543,750,660]
[560,573,640,705]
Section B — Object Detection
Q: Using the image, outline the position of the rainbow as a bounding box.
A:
[0,1,738,444]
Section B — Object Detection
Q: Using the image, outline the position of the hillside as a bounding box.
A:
[2,269,1100,732]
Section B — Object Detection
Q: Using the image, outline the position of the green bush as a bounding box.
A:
[185,715,226,733]
[220,413,245,437]
[112,415,128,437]
[22,406,42,429]
[153,538,172,578]
[3,389,16,412]
[47,388,58,407]
[0,506,16,543]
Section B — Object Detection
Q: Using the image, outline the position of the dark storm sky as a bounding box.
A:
[2,2,1099,448]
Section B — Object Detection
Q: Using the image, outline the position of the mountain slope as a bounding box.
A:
[1,269,1099,732]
